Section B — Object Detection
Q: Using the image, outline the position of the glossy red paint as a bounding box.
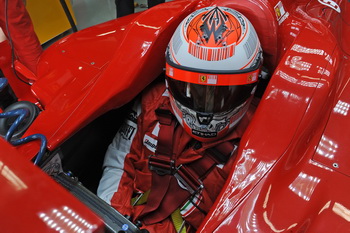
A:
[1,0,350,232]
[0,138,104,232]
[199,0,350,232]
[23,0,206,156]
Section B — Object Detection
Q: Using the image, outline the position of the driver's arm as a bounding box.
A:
[97,98,142,216]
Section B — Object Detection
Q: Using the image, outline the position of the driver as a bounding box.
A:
[98,6,262,233]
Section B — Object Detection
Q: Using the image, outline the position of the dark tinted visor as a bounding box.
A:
[166,76,256,114]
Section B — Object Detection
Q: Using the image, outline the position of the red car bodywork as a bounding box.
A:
[0,138,104,232]
[1,0,350,232]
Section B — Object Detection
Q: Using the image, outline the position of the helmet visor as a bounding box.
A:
[166,76,256,114]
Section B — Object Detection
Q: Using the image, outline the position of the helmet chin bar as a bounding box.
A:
[169,92,251,141]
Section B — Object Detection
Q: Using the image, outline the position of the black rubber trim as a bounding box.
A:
[54,173,141,233]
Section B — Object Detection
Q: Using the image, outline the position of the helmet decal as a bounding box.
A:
[198,7,230,45]
[243,30,259,59]
[186,7,244,61]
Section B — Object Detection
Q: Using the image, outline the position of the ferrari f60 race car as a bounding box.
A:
[0,0,350,232]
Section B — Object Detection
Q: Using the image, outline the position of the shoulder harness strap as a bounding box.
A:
[139,108,239,225]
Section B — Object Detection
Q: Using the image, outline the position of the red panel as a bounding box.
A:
[198,0,348,231]
[1,0,350,231]
[0,138,104,232]
[313,58,350,176]
[340,2,350,54]
[22,0,202,157]
[211,159,350,233]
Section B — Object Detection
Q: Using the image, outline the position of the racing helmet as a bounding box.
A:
[165,6,262,142]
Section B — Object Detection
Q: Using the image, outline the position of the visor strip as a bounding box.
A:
[166,63,259,86]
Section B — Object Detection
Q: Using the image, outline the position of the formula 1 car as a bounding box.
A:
[1,0,350,232]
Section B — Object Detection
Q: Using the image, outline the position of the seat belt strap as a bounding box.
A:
[171,208,187,233]
[206,140,238,164]
[142,176,191,225]
[133,191,187,233]
[139,108,177,219]
[154,108,175,157]
[131,190,151,206]
[140,108,239,225]
[141,142,237,224]
[187,140,238,180]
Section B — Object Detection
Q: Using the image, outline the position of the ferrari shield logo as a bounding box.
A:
[247,73,258,83]
[274,1,285,20]
[274,1,289,25]
[199,74,218,84]
[247,74,253,82]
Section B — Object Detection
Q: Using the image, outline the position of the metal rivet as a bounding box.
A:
[90,62,95,65]
[333,163,339,168]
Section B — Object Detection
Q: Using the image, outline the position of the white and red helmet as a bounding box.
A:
[165,6,262,142]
